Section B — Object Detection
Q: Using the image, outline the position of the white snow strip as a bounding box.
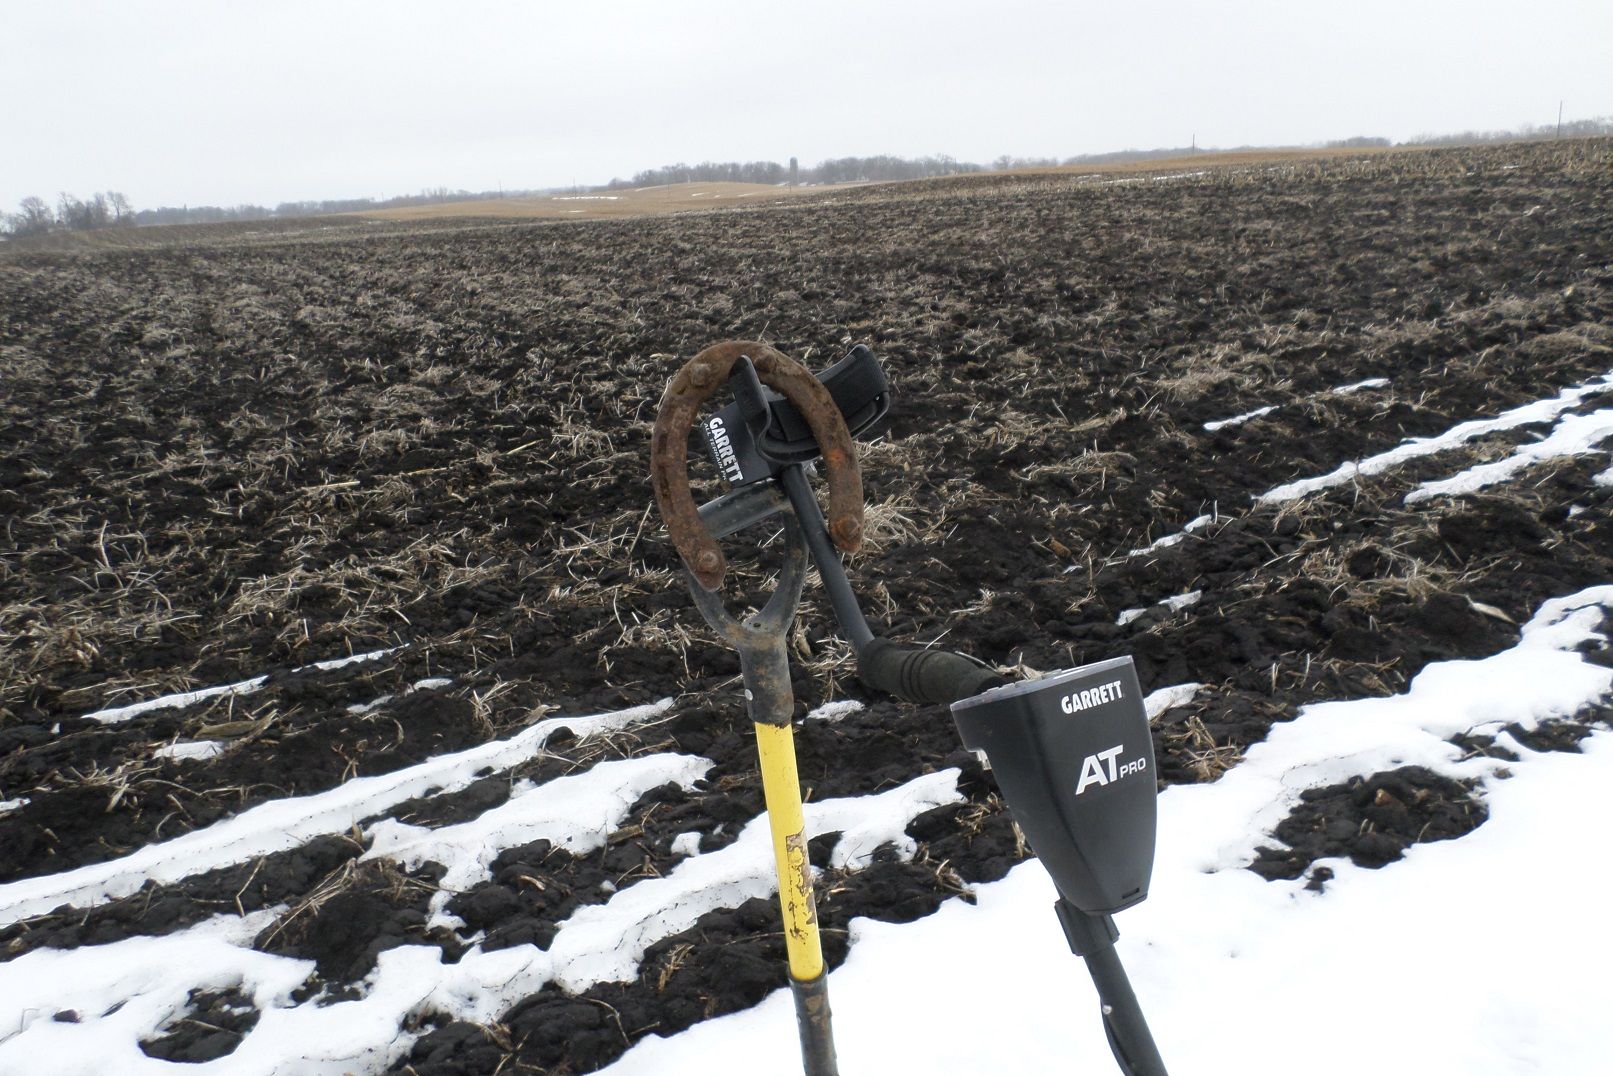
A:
[1203,377,1387,433]
[312,649,400,673]
[0,911,549,1075]
[553,195,620,201]
[0,698,675,927]
[1203,376,1387,433]
[11,588,1612,1074]
[1596,462,1613,488]
[153,740,225,762]
[1117,590,1203,626]
[86,677,272,726]
[346,676,445,716]
[1258,370,1613,503]
[1406,408,1613,503]
[1182,585,1613,868]
[1126,514,1213,558]
[366,754,713,922]
[1162,590,1203,613]
[600,587,1613,1076]
[670,832,702,857]
[0,911,309,1071]
[1144,682,1203,719]
[1203,405,1277,432]
[1329,376,1390,395]
[1099,171,1208,187]
[804,700,865,723]
[83,647,400,724]
[0,798,28,817]
[546,769,963,991]
[0,769,964,1072]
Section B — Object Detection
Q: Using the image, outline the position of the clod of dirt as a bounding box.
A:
[1249,767,1487,887]
[139,986,260,1063]
[255,859,460,986]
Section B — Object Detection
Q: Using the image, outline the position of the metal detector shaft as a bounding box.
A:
[1088,944,1168,1076]
[1056,904,1168,1076]
[779,464,873,651]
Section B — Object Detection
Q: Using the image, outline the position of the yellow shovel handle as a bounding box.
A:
[754,721,825,982]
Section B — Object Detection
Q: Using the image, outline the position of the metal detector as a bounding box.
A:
[649,341,1168,1076]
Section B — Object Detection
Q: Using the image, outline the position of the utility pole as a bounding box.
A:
[1557,100,1563,140]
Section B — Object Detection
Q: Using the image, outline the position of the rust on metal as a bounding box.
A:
[650,340,863,591]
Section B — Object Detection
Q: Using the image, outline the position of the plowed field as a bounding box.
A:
[2,138,1611,1073]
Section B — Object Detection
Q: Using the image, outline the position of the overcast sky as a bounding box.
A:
[3,0,1610,210]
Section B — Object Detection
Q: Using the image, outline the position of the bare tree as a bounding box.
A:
[4,196,54,236]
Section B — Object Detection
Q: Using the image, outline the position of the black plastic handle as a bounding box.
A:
[857,637,1007,706]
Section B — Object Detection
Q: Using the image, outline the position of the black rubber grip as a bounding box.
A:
[857,637,1008,706]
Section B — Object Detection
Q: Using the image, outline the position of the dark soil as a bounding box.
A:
[4,138,1613,1073]
[139,985,262,1063]
[1248,766,1489,888]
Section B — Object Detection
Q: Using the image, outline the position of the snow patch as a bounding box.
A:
[346,675,446,716]
[600,587,1613,1076]
[83,647,400,724]
[366,754,713,926]
[1406,408,1613,503]
[1329,377,1390,395]
[1144,683,1203,718]
[1126,514,1213,558]
[0,911,550,1075]
[1204,378,1387,434]
[0,768,965,1073]
[670,832,702,858]
[804,700,865,723]
[153,740,225,762]
[1258,370,1613,503]
[546,769,963,991]
[1117,590,1202,626]
[0,698,676,926]
[1204,405,1277,432]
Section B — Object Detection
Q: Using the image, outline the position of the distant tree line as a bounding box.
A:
[609,155,986,188]
[7,117,1608,237]
[2,186,557,235]
[3,192,134,236]
[607,142,1408,188]
[1409,115,1613,146]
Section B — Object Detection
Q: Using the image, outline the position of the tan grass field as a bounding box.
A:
[350,146,1407,222]
[349,180,863,222]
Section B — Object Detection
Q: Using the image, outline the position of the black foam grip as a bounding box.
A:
[857,637,1008,706]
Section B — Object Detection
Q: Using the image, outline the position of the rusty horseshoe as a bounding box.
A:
[650,341,863,591]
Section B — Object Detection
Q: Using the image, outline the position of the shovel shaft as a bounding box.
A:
[756,720,838,1076]
[755,721,825,982]
[791,970,839,1076]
